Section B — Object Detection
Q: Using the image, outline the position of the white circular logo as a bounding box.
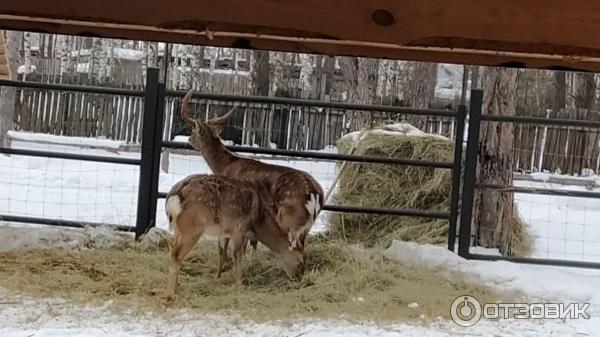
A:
[450,295,482,327]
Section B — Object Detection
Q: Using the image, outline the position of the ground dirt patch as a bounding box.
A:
[0,234,515,322]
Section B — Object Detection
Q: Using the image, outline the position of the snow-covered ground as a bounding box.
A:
[515,174,600,262]
[4,131,600,336]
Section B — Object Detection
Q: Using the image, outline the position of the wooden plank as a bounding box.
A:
[4,1,600,71]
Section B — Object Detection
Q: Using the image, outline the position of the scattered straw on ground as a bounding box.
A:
[330,125,532,256]
[0,234,512,323]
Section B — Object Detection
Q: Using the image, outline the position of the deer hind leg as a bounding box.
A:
[216,237,232,278]
[244,231,258,255]
[250,239,258,252]
[230,230,249,284]
[164,230,202,302]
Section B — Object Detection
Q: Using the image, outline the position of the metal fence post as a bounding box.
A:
[458,89,483,258]
[135,68,165,239]
[447,104,466,251]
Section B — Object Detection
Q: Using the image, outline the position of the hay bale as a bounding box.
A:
[330,123,531,255]
[330,123,454,247]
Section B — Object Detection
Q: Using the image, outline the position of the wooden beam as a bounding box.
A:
[2,1,600,71]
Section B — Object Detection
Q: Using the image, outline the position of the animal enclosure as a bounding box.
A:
[3,66,600,271]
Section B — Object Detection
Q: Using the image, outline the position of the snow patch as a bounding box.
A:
[8,131,124,149]
[341,123,449,143]
[0,225,132,251]
[384,240,600,307]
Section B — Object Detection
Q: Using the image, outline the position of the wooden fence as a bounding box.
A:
[12,86,456,150]
[513,109,600,175]
[14,88,145,143]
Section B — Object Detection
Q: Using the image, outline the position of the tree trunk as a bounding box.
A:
[89,38,102,83]
[576,72,596,110]
[250,50,270,146]
[470,66,480,89]
[0,31,20,148]
[22,32,32,81]
[339,57,378,131]
[406,62,438,130]
[253,50,270,96]
[472,67,518,255]
[553,71,566,112]
[323,56,335,96]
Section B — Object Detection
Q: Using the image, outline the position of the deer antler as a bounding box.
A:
[180,90,194,126]
[209,106,237,125]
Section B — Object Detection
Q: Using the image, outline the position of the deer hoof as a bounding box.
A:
[161,291,178,303]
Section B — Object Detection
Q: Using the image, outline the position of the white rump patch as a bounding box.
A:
[165,195,183,232]
[305,193,321,222]
[288,193,323,249]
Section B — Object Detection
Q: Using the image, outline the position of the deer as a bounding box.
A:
[179,90,324,255]
[163,173,305,301]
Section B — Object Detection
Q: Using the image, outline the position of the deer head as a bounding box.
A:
[180,90,237,151]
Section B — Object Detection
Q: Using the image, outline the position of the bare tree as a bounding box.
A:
[252,50,270,96]
[553,71,566,112]
[339,56,379,130]
[22,32,33,81]
[405,62,438,130]
[0,31,21,148]
[246,50,271,146]
[472,67,519,254]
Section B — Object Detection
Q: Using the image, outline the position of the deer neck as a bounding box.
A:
[202,145,237,174]
[253,220,289,255]
[195,135,238,174]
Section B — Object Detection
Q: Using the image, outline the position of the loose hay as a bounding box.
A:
[0,234,512,322]
[330,124,532,255]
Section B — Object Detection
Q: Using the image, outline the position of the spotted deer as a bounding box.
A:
[163,174,304,301]
[180,90,324,253]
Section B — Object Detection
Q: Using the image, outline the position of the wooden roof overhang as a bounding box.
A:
[1,1,600,71]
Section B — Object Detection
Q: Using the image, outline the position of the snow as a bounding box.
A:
[2,294,560,337]
[171,136,234,146]
[341,123,450,143]
[69,48,144,61]
[514,177,600,262]
[113,47,144,61]
[17,64,37,74]
[8,131,125,149]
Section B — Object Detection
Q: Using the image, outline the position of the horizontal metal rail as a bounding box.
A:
[156,192,448,219]
[481,114,600,129]
[0,214,135,233]
[0,148,141,165]
[162,141,454,168]
[166,89,458,118]
[322,205,449,219]
[477,183,600,199]
[0,79,145,97]
[468,253,600,269]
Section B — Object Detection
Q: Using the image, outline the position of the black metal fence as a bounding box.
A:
[0,67,465,248]
[458,90,600,269]
[5,67,600,270]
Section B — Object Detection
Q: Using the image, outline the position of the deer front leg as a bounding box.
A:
[216,237,231,278]
[230,231,248,285]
